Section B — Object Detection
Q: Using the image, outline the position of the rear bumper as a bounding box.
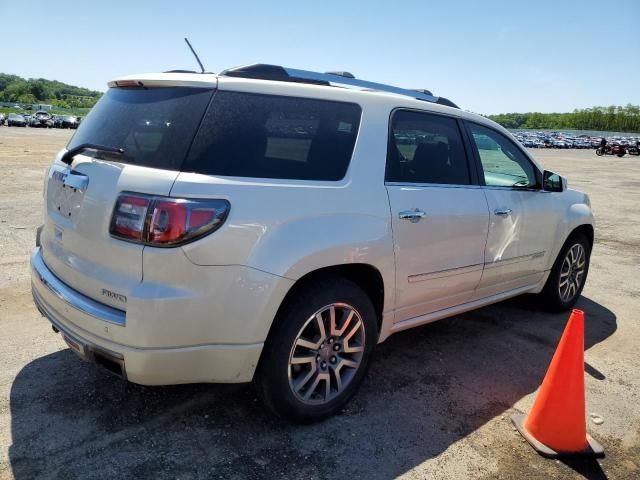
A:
[31,247,264,385]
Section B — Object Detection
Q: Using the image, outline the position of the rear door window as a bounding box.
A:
[386,110,471,185]
[183,92,362,181]
[68,87,214,171]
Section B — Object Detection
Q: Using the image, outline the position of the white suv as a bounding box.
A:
[31,65,594,421]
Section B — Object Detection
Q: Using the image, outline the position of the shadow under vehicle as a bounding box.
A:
[9,296,616,479]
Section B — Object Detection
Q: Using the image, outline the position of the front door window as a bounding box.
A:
[468,123,537,188]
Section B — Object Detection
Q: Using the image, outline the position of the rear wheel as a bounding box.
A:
[257,278,377,422]
[539,233,591,311]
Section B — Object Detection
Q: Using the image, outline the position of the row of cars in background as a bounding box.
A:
[0,112,81,129]
[512,130,640,150]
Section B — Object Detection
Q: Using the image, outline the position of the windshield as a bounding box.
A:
[68,86,214,170]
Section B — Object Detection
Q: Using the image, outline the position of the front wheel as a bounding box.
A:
[257,278,377,422]
[539,233,591,311]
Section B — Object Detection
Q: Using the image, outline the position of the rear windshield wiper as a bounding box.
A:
[61,143,125,165]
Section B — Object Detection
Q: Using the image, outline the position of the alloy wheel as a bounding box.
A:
[558,243,586,302]
[288,303,366,405]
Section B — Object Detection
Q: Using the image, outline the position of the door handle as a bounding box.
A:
[494,208,512,217]
[399,209,426,223]
[62,171,90,193]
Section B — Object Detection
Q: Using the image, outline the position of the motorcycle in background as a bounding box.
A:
[596,143,627,157]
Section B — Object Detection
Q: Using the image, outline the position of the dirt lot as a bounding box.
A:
[0,128,638,479]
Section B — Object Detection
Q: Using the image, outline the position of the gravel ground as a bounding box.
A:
[0,128,638,479]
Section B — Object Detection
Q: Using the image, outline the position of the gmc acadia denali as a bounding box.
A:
[31,64,594,421]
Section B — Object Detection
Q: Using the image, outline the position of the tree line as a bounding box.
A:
[488,105,640,133]
[0,73,101,109]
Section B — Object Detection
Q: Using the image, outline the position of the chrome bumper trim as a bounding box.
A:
[31,247,126,326]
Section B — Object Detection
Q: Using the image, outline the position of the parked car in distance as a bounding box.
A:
[31,65,595,422]
[30,111,54,128]
[0,113,5,125]
[60,115,79,129]
[7,113,27,127]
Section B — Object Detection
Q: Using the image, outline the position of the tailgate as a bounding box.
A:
[38,83,215,310]
[40,156,179,310]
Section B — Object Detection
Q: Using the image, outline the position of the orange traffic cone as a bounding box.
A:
[511,309,604,458]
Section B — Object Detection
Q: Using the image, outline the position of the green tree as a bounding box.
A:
[0,72,102,108]
[29,80,53,101]
[489,105,640,133]
[3,80,30,101]
[17,93,37,104]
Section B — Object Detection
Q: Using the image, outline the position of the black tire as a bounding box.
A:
[539,233,591,312]
[257,277,378,423]
[595,148,603,156]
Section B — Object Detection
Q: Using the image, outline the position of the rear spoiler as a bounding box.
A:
[107,73,218,89]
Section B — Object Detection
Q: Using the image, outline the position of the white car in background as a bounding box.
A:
[31,65,594,421]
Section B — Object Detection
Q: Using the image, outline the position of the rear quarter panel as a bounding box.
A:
[170,101,396,318]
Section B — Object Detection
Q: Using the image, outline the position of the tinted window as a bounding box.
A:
[468,123,538,188]
[386,111,470,185]
[184,92,361,181]
[68,87,214,170]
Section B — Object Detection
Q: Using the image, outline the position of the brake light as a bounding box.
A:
[110,193,230,247]
[149,201,188,244]
[114,80,144,88]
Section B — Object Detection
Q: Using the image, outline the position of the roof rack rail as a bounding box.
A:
[325,71,355,79]
[220,64,459,108]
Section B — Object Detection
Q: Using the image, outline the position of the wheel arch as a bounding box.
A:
[569,223,594,250]
[276,263,385,331]
[258,263,385,367]
[537,222,594,311]
[548,222,594,270]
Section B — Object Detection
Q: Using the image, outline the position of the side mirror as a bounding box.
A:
[543,170,564,192]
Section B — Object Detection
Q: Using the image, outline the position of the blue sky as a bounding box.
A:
[1,0,638,114]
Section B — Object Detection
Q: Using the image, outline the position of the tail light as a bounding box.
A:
[110,193,230,247]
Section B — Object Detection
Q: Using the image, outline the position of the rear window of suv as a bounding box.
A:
[183,91,362,181]
[68,87,214,170]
